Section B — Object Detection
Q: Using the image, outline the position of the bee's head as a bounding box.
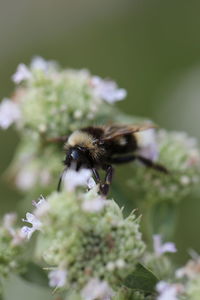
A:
[64,146,90,170]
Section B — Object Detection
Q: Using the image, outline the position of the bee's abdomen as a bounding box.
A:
[106,134,138,155]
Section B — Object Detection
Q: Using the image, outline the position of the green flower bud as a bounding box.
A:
[184,275,200,300]
[113,287,154,300]
[0,213,25,279]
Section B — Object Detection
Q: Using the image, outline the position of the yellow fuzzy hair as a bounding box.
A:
[64,130,104,159]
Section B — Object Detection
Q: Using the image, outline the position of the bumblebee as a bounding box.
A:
[48,124,168,195]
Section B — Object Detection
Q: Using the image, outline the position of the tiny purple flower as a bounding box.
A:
[12,63,32,84]
[33,196,50,217]
[48,269,67,288]
[21,226,35,240]
[156,281,183,300]
[32,195,47,208]
[153,235,177,256]
[21,212,42,239]
[81,278,114,300]
[0,98,21,129]
[91,76,127,104]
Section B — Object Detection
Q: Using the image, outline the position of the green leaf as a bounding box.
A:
[20,262,49,287]
[123,263,158,293]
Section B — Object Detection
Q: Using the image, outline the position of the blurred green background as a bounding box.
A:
[1,0,200,298]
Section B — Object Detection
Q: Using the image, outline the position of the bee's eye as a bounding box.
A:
[71,149,80,160]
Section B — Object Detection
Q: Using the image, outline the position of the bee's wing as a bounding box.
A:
[101,124,156,141]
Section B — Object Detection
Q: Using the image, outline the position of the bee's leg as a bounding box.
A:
[109,155,168,174]
[57,168,67,192]
[136,155,169,174]
[46,135,68,143]
[109,155,137,164]
[57,173,63,192]
[92,168,101,184]
[100,165,114,196]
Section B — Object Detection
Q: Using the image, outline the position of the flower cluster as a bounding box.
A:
[156,254,200,300]
[21,174,145,296]
[8,137,61,192]
[129,129,200,205]
[1,57,126,137]
[41,189,144,292]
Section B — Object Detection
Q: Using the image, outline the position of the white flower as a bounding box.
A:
[82,196,106,213]
[135,128,159,161]
[153,235,177,256]
[16,169,37,190]
[176,258,200,279]
[2,213,26,245]
[106,259,126,271]
[48,269,67,288]
[81,278,114,300]
[11,229,27,245]
[91,76,127,103]
[106,262,115,271]
[180,175,190,185]
[22,212,42,228]
[156,281,183,300]
[116,259,125,269]
[3,213,17,231]
[32,196,50,217]
[74,110,83,119]
[63,168,92,191]
[40,169,51,185]
[21,212,42,239]
[32,195,47,208]
[21,226,35,240]
[30,56,54,73]
[12,63,32,83]
[187,149,200,167]
[0,98,21,129]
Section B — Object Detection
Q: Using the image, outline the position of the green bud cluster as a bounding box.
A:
[113,287,154,300]
[37,188,145,291]
[8,136,61,193]
[0,215,24,279]
[128,129,200,205]
[183,275,200,300]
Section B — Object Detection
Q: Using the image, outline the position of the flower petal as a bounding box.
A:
[0,98,21,129]
[12,63,32,84]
